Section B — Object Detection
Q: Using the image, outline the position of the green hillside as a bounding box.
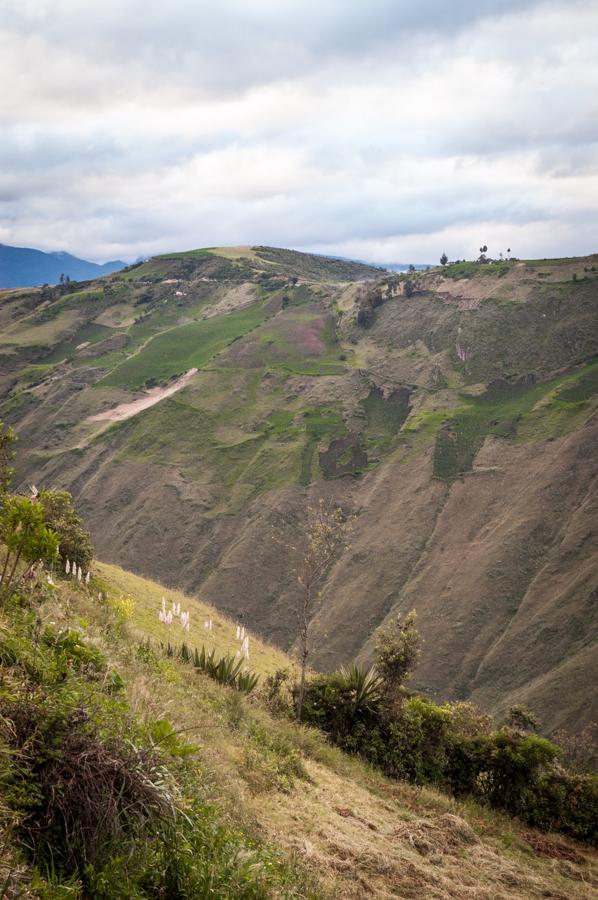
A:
[1,247,597,738]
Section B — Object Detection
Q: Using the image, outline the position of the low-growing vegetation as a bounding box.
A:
[299,614,598,844]
[156,639,261,693]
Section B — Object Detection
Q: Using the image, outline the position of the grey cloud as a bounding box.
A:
[1,0,597,262]
[4,0,548,96]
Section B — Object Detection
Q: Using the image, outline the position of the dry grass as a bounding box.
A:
[95,560,298,678]
[41,563,598,900]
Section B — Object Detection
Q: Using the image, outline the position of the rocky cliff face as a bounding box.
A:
[2,246,597,733]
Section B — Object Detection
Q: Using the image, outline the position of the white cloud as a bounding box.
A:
[0,0,596,262]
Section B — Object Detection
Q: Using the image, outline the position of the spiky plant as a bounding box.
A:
[338,664,383,713]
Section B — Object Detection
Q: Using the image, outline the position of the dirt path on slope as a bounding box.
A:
[89,368,197,423]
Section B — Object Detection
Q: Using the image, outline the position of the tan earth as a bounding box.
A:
[89,368,198,423]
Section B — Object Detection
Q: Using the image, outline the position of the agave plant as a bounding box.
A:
[338,663,383,713]
[236,670,260,694]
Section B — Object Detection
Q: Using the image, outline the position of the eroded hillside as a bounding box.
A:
[2,246,597,734]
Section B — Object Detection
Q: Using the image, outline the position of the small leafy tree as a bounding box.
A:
[0,422,16,498]
[38,488,94,569]
[293,500,352,719]
[375,609,421,698]
[440,253,448,266]
[0,496,59,599]
[507,703,541,732]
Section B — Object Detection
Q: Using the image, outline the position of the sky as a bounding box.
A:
[1,0,597,264]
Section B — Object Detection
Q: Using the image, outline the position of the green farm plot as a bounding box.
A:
[218,306,350,375]
[433,360,598,480]
[359,386,411,455]
[300,408,346,484]
[99,302,270,389]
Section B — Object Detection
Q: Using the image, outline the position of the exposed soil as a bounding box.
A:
[89,368,198,423]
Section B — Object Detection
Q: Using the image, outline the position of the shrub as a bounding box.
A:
[524,770,598,843]
[476,730,560,814]
[506,703,541,732]
[38,489,94,570]
[375,609,420,696]
[300,665,598,843]
[0,496,59,599]
[261,667,294,717]
[301,665,382,744]
[383,697,453,785]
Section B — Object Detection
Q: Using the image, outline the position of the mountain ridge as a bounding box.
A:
[1,244,597,736]
[0,242,126,287]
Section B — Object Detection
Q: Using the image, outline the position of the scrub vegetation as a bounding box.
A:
[0,446,596,898]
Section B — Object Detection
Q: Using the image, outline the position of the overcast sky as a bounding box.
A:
[1,0,597,263]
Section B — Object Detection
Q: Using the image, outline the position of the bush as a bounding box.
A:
[384,697,452,785]
[375,609,420,696]
[0,496,59,599]
[39,488,94,570]
[525,770,598,843]
[301,665,382,744]
[300,665,598,844]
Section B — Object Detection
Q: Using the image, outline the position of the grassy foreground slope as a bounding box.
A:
[1,248,598,736]
[5,561,595,899]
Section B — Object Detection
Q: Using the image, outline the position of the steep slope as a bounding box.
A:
[0,242,125,287]
[34,561,598,899]
[1,247,597,734]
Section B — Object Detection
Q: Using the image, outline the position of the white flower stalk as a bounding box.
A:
[47,574,55,586]
[98,591,103,602]
[165,610,173,625]
[241,636,249,660]
[85,571,90,585]
[240,625,245,641]
[161,597,167,614]
[204,619,209,631]
[77,566,82,582]
[65,558,70,575]
[180,611,190,631]
[236,625,241,640]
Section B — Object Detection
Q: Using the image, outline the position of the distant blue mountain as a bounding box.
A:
[0,243,126,288]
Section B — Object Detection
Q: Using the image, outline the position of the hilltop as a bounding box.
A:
[1,245,597,736]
